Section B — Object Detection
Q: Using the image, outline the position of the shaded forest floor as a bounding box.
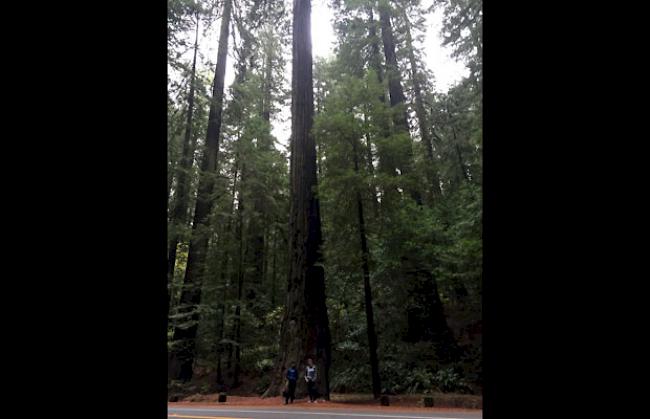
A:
[170,393,482,410]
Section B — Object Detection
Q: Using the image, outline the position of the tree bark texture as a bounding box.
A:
[263,0,332,400]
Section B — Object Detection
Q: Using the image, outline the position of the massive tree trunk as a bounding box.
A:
[264,0,331,400]
[352,140,381,399]
[402,10,442,201]
[168,13,201,313]
[168,0,233,382]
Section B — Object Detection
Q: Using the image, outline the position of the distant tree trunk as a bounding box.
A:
[246,202,265,317]
[378,1,421,204]
[216,296,226,384]
[216,160,239,386]
[168,107,183,205]
[271,225,278,306]
[261,225,271,313]
[262,40,274,122]
[405,269,460,364]
[445,106,471,184]
[168,0,233,383]
[168,13,201,313]
[236,35,266,320]
[455,142,471,183]
[367,5,392,177]
[363,110,379,218]
[368,4,399,205]
[263,0,331,400]
[376,2,455,363]
[352,140,381,399]
[220,11,259,388]
[232,181,245,387]
[378,2,408,133]
[367,6,385,107]
[402,10,442,201]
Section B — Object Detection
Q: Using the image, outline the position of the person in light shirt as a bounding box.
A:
[304,358,318,403]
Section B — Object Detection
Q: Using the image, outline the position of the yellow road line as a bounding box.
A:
[168,414,251,419]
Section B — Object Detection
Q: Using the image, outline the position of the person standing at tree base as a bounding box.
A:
[305,358,318,403]
[284,364,298,404]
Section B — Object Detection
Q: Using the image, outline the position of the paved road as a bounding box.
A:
[168,406,483,419]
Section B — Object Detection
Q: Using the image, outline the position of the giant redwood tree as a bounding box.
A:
[263,0,332,400]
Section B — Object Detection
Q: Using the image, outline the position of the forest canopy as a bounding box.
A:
[167,0,482,399]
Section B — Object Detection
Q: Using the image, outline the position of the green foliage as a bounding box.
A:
[395,366,435,394]
[331,365,372,393]
[314,0,482,389]
[433,367,470,393]
[167,0,481,397]
[254,373,272,394]
[255,358,274,373]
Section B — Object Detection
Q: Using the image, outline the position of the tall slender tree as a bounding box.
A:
[377,0,421,204]
[168,10,201,313]
[378,0,408,133]
[352,140,381,399]
[375,0,457,362]
[168,0,233,382]
[399,3,442,201]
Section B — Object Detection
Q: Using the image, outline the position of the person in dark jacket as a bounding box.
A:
[305,358,318,403]
[284,364,298,404]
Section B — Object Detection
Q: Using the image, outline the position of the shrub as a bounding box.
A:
[433,367,470,393]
